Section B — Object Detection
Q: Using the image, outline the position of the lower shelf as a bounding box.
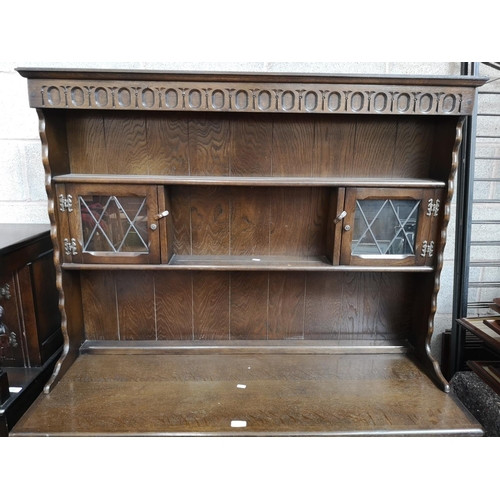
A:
[467,360,500,396]
[11,352,482,436]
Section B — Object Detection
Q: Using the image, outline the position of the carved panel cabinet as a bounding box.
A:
[11,69,487,436]
[0,224,62,435]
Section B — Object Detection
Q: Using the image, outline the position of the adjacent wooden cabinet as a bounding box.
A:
[0,224,62,435]
[11,69,488,436]
[0,225,61,367]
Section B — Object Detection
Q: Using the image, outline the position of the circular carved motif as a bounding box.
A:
[71,87,85,107]
[258,90,272,111]
[212,90,225,109]
[281,91,295,111]
[118,87,132,108]
[373,92,388,112]
[397,93,411,113]
[235,90,249,110]
[328,91,342,112]
[94,87,109,107]
[419,93,434,113]
[189,89,202,109]
[142,88,155,108]
[47,86,61,106]
[38,83,464,116]
[165,88,179,109]
[442,94,456,113]
[350,92,365,112]
[304,91,318,112]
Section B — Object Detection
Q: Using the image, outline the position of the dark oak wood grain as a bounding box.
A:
[269,187,312,256]
[272,115,315,176]
[80,271,118,340]
[308,187,330,256]
[393,117,435,178]
[304,273,342,340]
[313,116,356,177]
[268,272,306,340]
[170,185,192,255]
[353,117,397,177]
[104,113,149,175]
[190,186,230,255]
[54,269,421,344]
[11,353,483,436]
[188,115,231,176]
[230,272,268,340]
[229,187,271,255]
[193,272,229,340]
[53,174,446,188]
[377,273,414,340]
[115,271,155,340]
[17,67,487,86]
[230,114,273,176]
[66,111,108,174]
[155,271,193,341]
[146,114,189,176]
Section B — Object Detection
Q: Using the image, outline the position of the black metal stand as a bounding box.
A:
[450,62,479,377]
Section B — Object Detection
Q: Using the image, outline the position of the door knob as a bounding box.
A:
[334,211,347,224]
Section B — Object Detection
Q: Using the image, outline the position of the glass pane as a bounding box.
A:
[352,199,420,256]
[79,195,148,253]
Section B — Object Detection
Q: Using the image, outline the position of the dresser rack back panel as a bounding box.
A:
[11,69,487,436]
[64,111,443,179]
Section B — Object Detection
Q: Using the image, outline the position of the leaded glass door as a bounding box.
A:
[340,188,440,267]
[65,184,162,264]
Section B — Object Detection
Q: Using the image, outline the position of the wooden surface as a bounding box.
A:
[62,260,435,272]
[16,70,483,406]
[76,271,415,343]
[15,68,488,86]
[467,360,500,396]
[0,224,51,256]
[0,224,62,368]
[19,70,485,116]
[0,349,61,436]
[340,186,436,267]
[79,339,413,355]
[65,183,161,265]
[457,316,500,355]
[11,352,482,436]
[53,174,447,188]
[63,113,444,178]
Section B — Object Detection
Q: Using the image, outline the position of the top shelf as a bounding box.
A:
[16,67,489,87]
[53,174,446,188]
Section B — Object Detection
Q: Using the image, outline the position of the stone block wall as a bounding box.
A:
[467,64,500,316]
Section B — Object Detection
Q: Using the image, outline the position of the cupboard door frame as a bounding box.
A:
[340,187,436,267]
[65,183,161,265]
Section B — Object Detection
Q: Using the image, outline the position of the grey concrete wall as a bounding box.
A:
[0,61,464,362]
[467,64,500,317]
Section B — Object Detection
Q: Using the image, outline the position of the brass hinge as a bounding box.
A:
[64,238,78,256]
[0,284,11,300]
[59,194,73,212]
[0,305,18,355]
[426,199,440,217]
[421,240,435,257]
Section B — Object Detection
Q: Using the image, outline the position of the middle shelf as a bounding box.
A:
[56,181,444,270]
[61,256,434,272]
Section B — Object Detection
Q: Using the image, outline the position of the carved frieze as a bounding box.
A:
[27,80,475,115]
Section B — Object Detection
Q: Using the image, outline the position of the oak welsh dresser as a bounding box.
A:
[11,68,487,436]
